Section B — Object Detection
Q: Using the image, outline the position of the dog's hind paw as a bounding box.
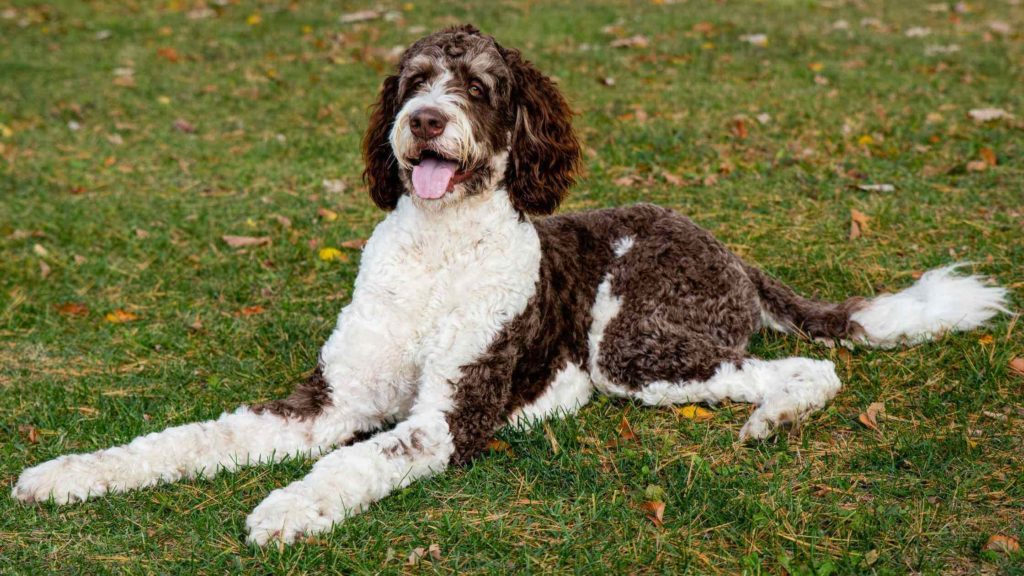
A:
[12,456,110,504]
[245,484,338,546]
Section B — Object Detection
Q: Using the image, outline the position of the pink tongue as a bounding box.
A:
[412,157,458,199]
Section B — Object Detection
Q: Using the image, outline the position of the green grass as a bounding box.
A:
[2,0,1023,573]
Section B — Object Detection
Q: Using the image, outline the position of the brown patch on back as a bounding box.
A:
[251,365,332,419]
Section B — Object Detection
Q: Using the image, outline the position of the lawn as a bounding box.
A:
[1,0,1022,573]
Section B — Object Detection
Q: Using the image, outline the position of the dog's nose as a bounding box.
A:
[409,108,447,140]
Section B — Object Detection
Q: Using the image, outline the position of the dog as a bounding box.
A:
[12,25,1008,546]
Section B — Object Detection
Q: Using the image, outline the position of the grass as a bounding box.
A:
[1,0,1022,573]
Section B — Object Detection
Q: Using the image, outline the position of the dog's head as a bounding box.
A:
[362,25,579,214]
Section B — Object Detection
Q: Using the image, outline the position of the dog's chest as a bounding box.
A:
[357,195,542,362]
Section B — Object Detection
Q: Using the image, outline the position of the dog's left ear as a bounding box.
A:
[362,74,403,210]
[501,48,580,215]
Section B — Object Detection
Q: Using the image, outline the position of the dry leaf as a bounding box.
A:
[188,317,204,331]
[849,208,870,240]
[407,548,425,565]
[134,228,150,239]
[858,401,885,432]
[340,10,379,24]
[617,416,636,441]
[39,260,51,279]
[428,543,442,561]
[487,439,513,455]
[984,534,1020,555]
[56,302,89,317]
[739,33,768,47]
[222,235,271,248]
[730,116,748,139]
[340,238,367,249]
[156,47,180,62]
[969,108,1014,123]
[235,305,265,317]
[856,183,894,193]
[1009,357,1024,378]
[677,405,714,421]
[172,118,196,133]
[641,500,665,528]
[319,247,348,262]
[978,334,994,345]
[966,160,988,172]
[105,309,139,323]
[322,179,346,194]
[610,35,650,49]
[273,214,292,228]
[661,171,683,186]
[18,424,39,444]
[32,243,49,257]
[979,147,997,167]
[317,207,338,221]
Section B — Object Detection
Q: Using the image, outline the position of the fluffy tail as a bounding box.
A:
[746,264,1009,348]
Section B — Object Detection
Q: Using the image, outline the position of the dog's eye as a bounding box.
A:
[468,80,486,99]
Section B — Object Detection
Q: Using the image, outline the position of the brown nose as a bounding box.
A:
[410,108,447,140]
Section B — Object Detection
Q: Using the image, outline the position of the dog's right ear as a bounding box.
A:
[362,74,403,210]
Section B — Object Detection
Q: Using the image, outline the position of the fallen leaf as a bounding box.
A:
[988,21,1012,36]
[969,108,1014,123]
[222,235,271,248]
[74,406,99,416]
[641,500,665,528]
[39,260,51,279]
[617,416,637,441]
[661,171,683,186]
[317,207,338,221]
[1009,357,1024,378]
[984,534,1020,555]
[739,33,768,47]
[319,247,347,262]
[105,309,139,323]
[56,302,89,317]
[340,238,367,249]
[340,9,379,24]
[188,317,204,331]
[904,26,931,37]
[172,118,196,133]
[322,179,347,194]
[979,147,997,167]
[487,439,513,455]
[858,401,885,432]
[966,160,988,172]
[32,243,49,257]
[235,305,265,317]
[428,543,442,561]
[849,208,870,240]
[856,183,894,193]
[677,405,714,421]
[407,548,426,565]
[246,13,262,25]
[18,425,40,443]
[273,215,292,228]
[730,116,748,139]
[134,228,150,239]
[610,35,650,49]
[156,47,180,62]
[978,334,994,345]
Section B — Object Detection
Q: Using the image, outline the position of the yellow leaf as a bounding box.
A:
[247,13,262,25]
[676,405,714,421]
[857,134,874,146]
[105,309,139,323]
[0,124,12,138]
[318,247,347,262]
[317,207,338,221]
[977,334,994,345]
[808,62,824,72]
[157,95,171,105]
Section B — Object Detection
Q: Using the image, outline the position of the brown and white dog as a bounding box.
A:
[13,25,1008,545]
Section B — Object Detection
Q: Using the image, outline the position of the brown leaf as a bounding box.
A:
[134,228,150,239]
[18,425,39,444]
[661,171,683,186]
[610,35,650,49]
[172,118,196,133]
[487,439,513,455]
[317,207,338,221]
[1009,357,1024,378]
[858,401,885,432]
[188,317,204,331]
[235,305,266,317]
[222,235,271,248]
[156,47,180,63]
[407,547,426,565]
[39,260,51,279]
[979,147,997,167]
[105,309,139,323]
[849,208,870,240]
[56,302,89,317]
[340,238,367,249]
[966,160,988,172]
[617,416,637,441]
[273,214,292,228]
[984,534,1020,554]
[730,116,748,139]
[641,500,665,528]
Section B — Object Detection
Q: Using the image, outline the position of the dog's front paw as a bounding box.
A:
[12,455,109,504]
[245,485,338,546]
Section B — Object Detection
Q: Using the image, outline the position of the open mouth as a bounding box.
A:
[408,149,473,200]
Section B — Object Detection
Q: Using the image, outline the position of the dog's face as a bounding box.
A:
[362,25,580,214]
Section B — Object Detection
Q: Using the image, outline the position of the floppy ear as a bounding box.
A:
[361,74,403,210]
[502,49,580,215]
